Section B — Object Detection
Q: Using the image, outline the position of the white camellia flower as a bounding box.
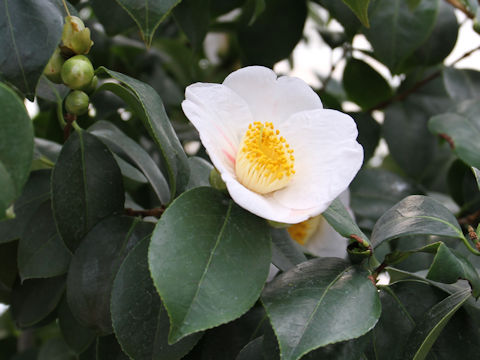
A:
[287,190,351,258]
[182,66,363,224]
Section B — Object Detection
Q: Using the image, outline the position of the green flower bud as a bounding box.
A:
[62,16,93,54]
[43,48,65,84]
[83,75,98,94]
[209,168,227,192]
[65,90,89,115]
[61,55,94,90]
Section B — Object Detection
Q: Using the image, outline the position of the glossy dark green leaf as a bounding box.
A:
[350,168,422,231]
[371,195,464,248]
[429,100,480,169]
[174,0,210,51]
[364,0,438,73]
[473,167,480,190]
[351,112,381,162]
[58,297,96,354]
[322,197,369,246]
[270,228,307,272]
[0,241,18,303]
[236,337,263,360]
[0,0,63,99]
[342,0,370,27]
[0,170,51,245]
[90,0,136,36]
[185,156,213,190]
[97,68,190,197]
[115,0,181,47]
[262,258,380,360]
[89,120,170,204]
[149,187,271,343]
[238,0,307,67]
[38,338,76,360]
[403,289,471,360]
[301,333,370,360]
[427,243,480,297]
[67,216,153,334]
[111,237,202,360]
[447,159,480,211]
[343,59,392,110]
[406,2,458,68]
[96,335,129,360]
[0,82,34,219]
[443,67,480,101]
[10,275,65,328]
[51,131,125,251]
[383,72,454,185]
[18,200,71,281]
[315,0,361,38]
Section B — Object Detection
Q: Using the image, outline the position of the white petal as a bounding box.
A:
[306,217,348,258]
[223,174,317,224]
[223,66,323,124]
[273,109,364,211]
[182,83,253,175]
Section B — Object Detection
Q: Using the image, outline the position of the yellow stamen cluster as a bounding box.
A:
[235,122,295,194]
[287,216,321,245]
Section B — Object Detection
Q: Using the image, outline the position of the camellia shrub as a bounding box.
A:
[1,0,480,359]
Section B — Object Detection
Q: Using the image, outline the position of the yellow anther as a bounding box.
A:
[235,122,295,194]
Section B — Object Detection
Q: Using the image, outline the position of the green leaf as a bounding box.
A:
[51,131,125,252]
[350,168,422,231]
[403,289,471,360]
[114,0,181,47]
[427,243,480,298]
[38,338,76,360]
[89,120,170,205]
[343,58,392,110]
[149,187,271,343]
[111,237,202,360]
[443,67,480,101]
[236,336,264,360]
[364,0,438,73]
[0,170,51,245]
[90,0,136,36]
[238,0,307,67]
[66,216,153,334]
[185,156,213,190]
[371,195,464,248]
[351,112,381,162]
[18,200,71,281]
[96,68,190,197]
[429,100,480,169]
[270,228,307,272]
[174,0,211,51]
[0,82,34,219]
[0,0,63,99]
[322,197,369,246]
[262,258,380,360]
[472,166,480,190]
[342,0,370,27]
[316,0,361,38]
[58,298,96,354]
[10,275,65,328]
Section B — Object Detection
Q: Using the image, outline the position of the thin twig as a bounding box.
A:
[445,0,475,18]
[367,45,480,112]
[62,0,71,17]
[125,207,165,218]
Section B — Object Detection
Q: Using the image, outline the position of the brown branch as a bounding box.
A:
[125,207,165,218]
[438,133,455,149]
[63,113,77,141]
[458,209,480,225]
[368,45,480,112]
[445,0,475,18]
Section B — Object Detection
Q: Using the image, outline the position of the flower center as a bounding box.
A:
[287,216,321,245]
[235,122,295,194]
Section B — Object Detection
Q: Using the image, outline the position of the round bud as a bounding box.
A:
[62,16,93,54]
[65,90,89,115]
[61,55,94,90]
[43,48,65,84]
[209,168,227,192]
[83,75,98,94]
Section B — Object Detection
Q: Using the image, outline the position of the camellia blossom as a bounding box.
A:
[182,66,363,224]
